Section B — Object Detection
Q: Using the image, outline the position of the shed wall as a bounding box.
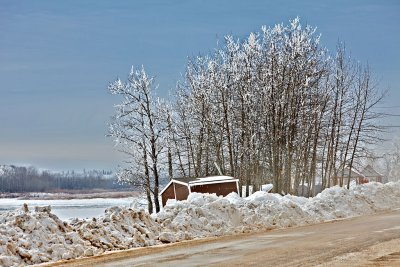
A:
[366,176,383,183]
[191,181,238,196]
[161,182,190,206]
[175,183,190,201]
[161,183,175,206]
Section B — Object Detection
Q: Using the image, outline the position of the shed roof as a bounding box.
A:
[172,177,198,184]
[160,176,238,195]
[362,165,383,178]
[335,167,365,179]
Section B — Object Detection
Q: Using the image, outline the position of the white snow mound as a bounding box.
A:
[1,182,399,266]
[0,206,160,267]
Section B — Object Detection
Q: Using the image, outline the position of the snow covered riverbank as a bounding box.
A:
[0,197,140,220]
[0,182,399,266]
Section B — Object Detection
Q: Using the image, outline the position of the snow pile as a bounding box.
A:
[0,205,160,267]
[0,205,79,266]
[157,182,400,240]
[156,193,243,241]
[0,182,400,266]
[71,206,160,250]
[307,182,400,219]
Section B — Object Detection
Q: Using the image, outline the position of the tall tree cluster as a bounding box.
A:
[109,18,384,209]
[109,67,165,213]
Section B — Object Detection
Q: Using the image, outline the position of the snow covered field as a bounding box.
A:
[0,182,400,267]
[0,197,140,220]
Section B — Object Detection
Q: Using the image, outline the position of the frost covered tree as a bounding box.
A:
[166,17,384,196]
[319,44,384,189]
[108,18,385,201]
[168,18,329,194]
[109,66,164,213]
[384,153,400,182]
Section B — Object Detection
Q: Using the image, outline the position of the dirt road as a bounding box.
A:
[47,209,400,267]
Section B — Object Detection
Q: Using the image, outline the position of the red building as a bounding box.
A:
[362,165,383,183]
[160,176,239,206]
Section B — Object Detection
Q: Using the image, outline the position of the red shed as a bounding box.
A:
[362,165,383,183]
[160,176,239,206]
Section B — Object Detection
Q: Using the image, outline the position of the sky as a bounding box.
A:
[0,0,399,171]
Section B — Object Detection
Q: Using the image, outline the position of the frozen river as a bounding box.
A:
[0,197,143,220]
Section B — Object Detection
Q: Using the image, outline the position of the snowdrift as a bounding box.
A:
[1,182,400,266]
[0,206,159,266]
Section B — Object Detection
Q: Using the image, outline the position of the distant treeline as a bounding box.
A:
[0,165,130,193]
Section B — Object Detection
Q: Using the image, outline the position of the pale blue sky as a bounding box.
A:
[0,0,399,170]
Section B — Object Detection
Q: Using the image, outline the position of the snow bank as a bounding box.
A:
[157,182,400,241]
[0,205,161,266]
[1,182,400,266]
